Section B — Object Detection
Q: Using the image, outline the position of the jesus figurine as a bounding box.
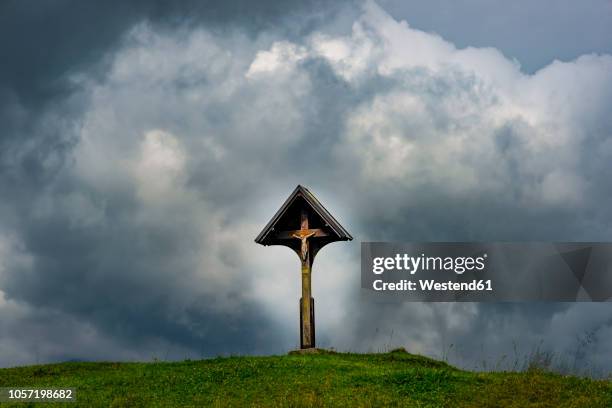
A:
[292,231,316,261]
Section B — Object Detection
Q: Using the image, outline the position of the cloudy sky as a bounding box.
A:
[1,0,612,374]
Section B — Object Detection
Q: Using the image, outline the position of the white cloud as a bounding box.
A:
[134,129,187,203]
[246,41,307,78]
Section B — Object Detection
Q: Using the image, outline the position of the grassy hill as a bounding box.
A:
[0,348,610,407]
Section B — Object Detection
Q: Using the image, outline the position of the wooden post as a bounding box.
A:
[299,209,315,348]
[299,297,315,349]
[271,210,324,348]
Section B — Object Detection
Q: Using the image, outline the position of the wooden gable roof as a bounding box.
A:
[255,185,352,246]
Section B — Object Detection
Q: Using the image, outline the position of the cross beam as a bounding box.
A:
[275,229,328,239]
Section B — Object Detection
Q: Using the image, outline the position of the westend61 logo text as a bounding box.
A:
[364,242,612,301]
[372,253,487,275]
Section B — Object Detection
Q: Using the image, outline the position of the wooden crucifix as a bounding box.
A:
[255,185,352,349]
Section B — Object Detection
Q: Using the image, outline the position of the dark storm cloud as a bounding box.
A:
[0,0,341,107]
[0,0,348,195]
[0,0,350,366]
[0,175,283,363]
[1,0,612,374]
[0,0,350,205]
[1,191,278,354]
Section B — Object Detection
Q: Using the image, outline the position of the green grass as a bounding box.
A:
[0,348,610,407]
